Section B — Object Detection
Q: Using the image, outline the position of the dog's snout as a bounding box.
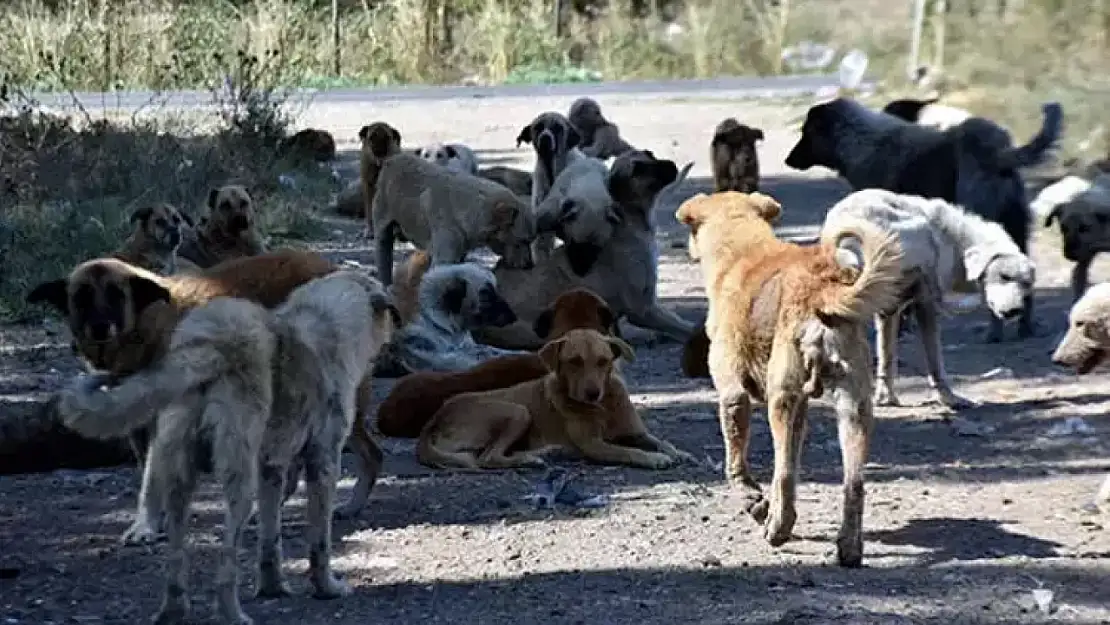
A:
[167,228,181,247]
[537,130,556,155]
[87,322,114,341]
[230,215,250,232]
[583,386,602,403]
[1001,308,1022,320]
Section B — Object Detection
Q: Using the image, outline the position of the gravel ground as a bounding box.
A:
[2,93,1110,625]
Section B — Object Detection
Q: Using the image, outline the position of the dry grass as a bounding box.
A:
[1,0,1109,320]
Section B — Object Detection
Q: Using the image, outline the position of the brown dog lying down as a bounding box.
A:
[1051,281,1110,503]
[676,190,903,568]
[417,328,693,470]
[376,286,619,439]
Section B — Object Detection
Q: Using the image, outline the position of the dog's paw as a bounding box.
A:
[835,534,864,568]
[872,385,900,407]
[310,575,351,600]
[762,504,797,548]
[332,501,363,521]
[120,519,163,546]
[747,497,770,524]
[671,449,699,465]
[255,579,293,599]
[71,372,113,395]
[934,390,978,410]
[643,452,676,470]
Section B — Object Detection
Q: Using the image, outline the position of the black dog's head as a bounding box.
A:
[1045,201,1110,262]
[607,149,679,214]
[785,99,854,172]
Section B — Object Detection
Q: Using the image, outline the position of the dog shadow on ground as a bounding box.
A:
[864,517,1066,564]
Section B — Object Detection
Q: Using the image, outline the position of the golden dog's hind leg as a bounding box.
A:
[831,376,874,568]
[760,388,806,548]
[213,415,261,625]
[475,402,548,469]
[150,438,198,625]
[255,460,293,599]
[302,436,351,599]
[711,369,763,510]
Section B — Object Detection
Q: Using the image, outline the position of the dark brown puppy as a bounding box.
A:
[711,118,764,193]
[279,128,337,163]
[375,287,618,439]
[358,121,403,228]
[568,97,635,159]
[478,165,533,198]
[177,185,266,269]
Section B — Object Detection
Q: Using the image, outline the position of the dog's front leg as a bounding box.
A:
[302,436,351,600]
[374,223,398,287]
[567,421,673,469]
[626,303,695,343]
[872,313,901,407]
[1017,290,1037,339]
[255,461,293,599]
[913,299,975,409]
[1072,257,1093,301]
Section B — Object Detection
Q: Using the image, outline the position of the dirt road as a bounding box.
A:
[2,94,1109,625]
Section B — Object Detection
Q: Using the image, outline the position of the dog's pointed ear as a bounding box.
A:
[370,291,403,327]
[444,145,458,158]
[533,308,555,339]
[129,206,154,225]
[607,336,636,363]
[206,188,219,210]
[675,193,711,226]
[441,277,468,316]
[566,124,582,150]
[390,126,402,145]
[1044,206,1062,228]
[749,126,765,142]
[747,192,782,223]
[127,275,172,313]
[515,125,533,147]
[653,159,679,186]
[963,247,994,282]
[358,125,371,141]
[538,337,566,372]
[27,279,70,315]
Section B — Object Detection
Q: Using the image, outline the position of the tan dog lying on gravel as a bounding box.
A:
[1051,281,1110,504]
[677,190,903,568]
[417,328,692,470]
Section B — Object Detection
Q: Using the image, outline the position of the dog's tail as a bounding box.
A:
[816,218,904,324]
[390,250,432,326]
[57,300,266,440]
[1008,102,1064,168]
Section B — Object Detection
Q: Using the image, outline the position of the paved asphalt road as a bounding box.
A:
[28,72,869,111]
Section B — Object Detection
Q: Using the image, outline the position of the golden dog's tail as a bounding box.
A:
[816,218,904,324]
[390,250,433,326]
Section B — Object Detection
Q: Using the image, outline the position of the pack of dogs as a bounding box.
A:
[18,92,1110,623]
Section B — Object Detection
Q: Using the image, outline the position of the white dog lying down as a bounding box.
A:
[1051,281,1110,504]
[822,188,1036,409]
[376,252,525,376]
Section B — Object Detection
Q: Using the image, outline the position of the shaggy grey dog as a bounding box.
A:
[57,270,399,625]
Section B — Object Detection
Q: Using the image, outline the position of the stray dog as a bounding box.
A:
[881,96,972,132]
[785,97,1062,339]
[177,185,267,269]
[1041,175,1110,300]
[710,118,764,193]
[478,165,533,198]
[478,149,695,349]
[568,97,635,159]
[1050,281,1110,504]
[278,128,337,163]
[371,151,536,287]
[417,328,692,470]
[823,189,1035,407]
[26,250,387,536]
[516,111,587,261]
[56,269,399,625]
[415,141,480,175]
[112,203,199,275]
[534,155,622,273]
[677,190,904,568]
[377,286,619,439]
[375,250,521,376]
[357,121,403,224]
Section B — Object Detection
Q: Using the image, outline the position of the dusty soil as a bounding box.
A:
[3,94,1110,625]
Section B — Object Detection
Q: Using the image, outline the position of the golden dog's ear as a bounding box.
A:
[27,279,70,315]
[127,276,172,313]
[747,192,782,223]
[607,336,636,363]
[538,337,566,372]
[675,193,711,226]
